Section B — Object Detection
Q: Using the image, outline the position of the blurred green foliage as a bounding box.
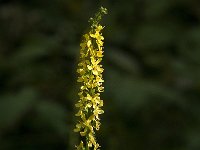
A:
[0,0,200,150]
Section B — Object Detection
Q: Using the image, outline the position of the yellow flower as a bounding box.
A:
[76,141,84,150]
[74,6,107,150]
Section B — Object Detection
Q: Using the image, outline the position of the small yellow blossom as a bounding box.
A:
[74,6,107,150]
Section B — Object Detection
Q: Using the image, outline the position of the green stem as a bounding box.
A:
[85,135,89,150]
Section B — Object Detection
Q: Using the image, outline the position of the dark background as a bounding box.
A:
[1,0,200,150]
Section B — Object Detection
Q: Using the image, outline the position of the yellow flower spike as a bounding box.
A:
[74,6,107,150]
[87,65,93,70]
[80,128,88,136]
[76,141,84,150]
[92,70,98,76]
[75,102,82,107]
[97,51,103,57]
[87,40,92,47]
[86,94,92,100]
[75,110,82,116]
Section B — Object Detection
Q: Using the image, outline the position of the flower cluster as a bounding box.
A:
[74,7,107,150]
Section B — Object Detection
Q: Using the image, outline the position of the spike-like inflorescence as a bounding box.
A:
[74,7,107,150]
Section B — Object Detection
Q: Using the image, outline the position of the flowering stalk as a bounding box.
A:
[74,7,107,150]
